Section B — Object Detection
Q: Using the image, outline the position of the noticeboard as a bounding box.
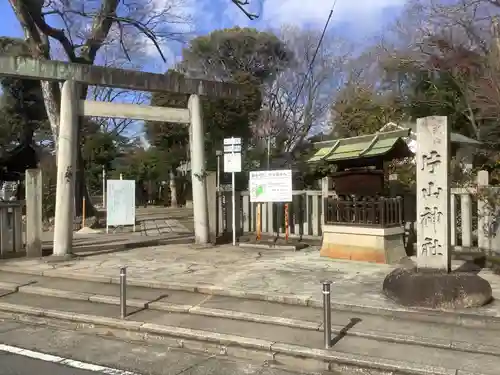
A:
[249,170,292,203]
[106,180,135,226]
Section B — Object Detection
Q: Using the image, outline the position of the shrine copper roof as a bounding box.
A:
[308,129,412,163]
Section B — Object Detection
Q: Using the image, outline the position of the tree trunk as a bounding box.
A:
[169,168,178,207]
[75,131,96,218]
[40,81,61,149]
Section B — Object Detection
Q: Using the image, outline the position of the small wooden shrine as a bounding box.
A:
[310,129,413,197]
[308,129,413,264]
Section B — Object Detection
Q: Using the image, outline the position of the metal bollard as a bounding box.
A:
[322,280,332,349]
[120,267,127,319]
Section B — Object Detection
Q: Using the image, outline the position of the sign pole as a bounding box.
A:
[232,137,236,246]
[106,179,109,234]
[102,167,106,209]
[216,151,221,191]
[223,137,241,246]
[232,170,236,246]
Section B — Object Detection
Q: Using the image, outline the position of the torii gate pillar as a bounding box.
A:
[188,94,209,244]
[53,80,78,258]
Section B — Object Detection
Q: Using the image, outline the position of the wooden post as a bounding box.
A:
[82,197,86,228]
[284,203,289,241]
[256,203,261,241]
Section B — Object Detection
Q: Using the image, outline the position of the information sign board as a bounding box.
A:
[249,170,292,203]
[106,180,135,227]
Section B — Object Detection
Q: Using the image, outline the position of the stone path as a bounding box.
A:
[101,206,194,235]
[1,244,500,317]
[139,219,192,236]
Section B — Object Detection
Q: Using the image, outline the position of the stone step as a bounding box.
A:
[1,266,500,329]
[13,283,500,358]
[2,270,500,342]
[0,292,496,375]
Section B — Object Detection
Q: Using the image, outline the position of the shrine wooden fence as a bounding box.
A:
[450,170,500,252]
[217,191,405,239]
[325,197,403,228]
[217,170,500,253]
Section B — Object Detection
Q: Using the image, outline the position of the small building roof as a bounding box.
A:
[380,122,482,146]
[308,129,413,164]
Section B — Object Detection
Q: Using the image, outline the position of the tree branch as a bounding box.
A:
[231,0,259,20]
[79,0,120,63]
[31,20,76,60]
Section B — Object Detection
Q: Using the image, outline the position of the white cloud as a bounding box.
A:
[261,0,408,26]
[137,0,196,62]
[136,0,410,70]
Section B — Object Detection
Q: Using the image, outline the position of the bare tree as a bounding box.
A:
[10,0,191,143]
[8,0,191,216]
[259,25,351,152]
[374,0,500,139]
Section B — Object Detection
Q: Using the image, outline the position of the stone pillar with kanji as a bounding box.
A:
[416,116,451,272]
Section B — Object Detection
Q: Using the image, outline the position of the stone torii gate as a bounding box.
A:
[0,56,244,258]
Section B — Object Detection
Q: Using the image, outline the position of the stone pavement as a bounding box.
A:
[34,231,193,257]
[1,244,500,317]
[138,218,192,236]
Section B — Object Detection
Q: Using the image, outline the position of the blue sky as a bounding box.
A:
[0,1,407,138]
[153,0,409,72]
[0,3,22,39]
[0,0,408,73]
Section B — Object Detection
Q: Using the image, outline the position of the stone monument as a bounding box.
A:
[416,115,451,271]
[383,116,492,309]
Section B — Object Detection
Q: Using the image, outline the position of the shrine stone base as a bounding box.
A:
[383,267,492,309]
[319,225,406,264]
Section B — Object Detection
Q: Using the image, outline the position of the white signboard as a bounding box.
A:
[224,153,242,173]
[223,137,242,173]
[249,170,292,203]
[106,180,135,227]
[224,144,241,152]
[224,137,241,146]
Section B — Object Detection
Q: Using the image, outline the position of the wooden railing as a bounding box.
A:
[325,197,403,228]
[218,190,323,238]
[217,190,404,238]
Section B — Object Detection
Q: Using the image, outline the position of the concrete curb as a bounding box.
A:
[3,265,500,329]
[41,234,194,257]
[0,301,468,375]
[14,284,500,357]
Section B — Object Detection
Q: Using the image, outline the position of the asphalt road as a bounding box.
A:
[0,351,99,375]
[0,314,338,375]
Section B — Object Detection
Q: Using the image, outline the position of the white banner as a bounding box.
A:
[249,170,292,203]
[106,180,135,226]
